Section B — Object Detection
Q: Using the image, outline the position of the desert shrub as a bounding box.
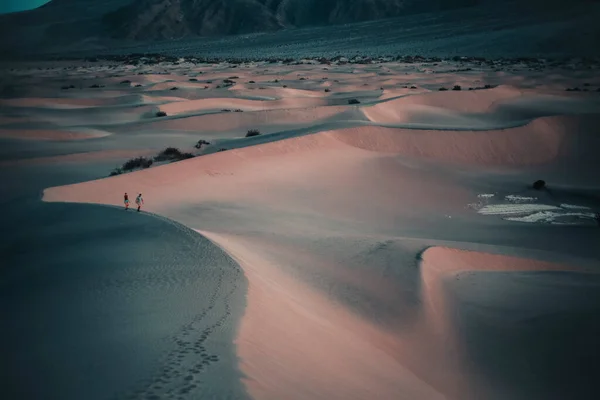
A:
[221,109,232,112]
[484,84,493,89]
[120,80,131,84]
[122,157,153,171]
[189,78,198,81]
[154,147,195,162]
[246,129,261,137]
[324,88,331,92]
[439,87,448,91]
[299,77,306,81]
[532,180,546,190]
[170,87,178,90]
[283,85,288,88]
[195,139,211,149]
[109,168,123,176]
[135,84,142,87]
[452,85,462,91]
[155,111,167,117]
[348,99,360,104]
[218,148,227,152]
[223,79,235,84]
[234,109,243,112]
[410,86,417,89]
[228,76,239,79]
[89,84,103,88]
[248,80,256,84]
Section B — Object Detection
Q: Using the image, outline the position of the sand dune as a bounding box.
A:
[3,57,599,400]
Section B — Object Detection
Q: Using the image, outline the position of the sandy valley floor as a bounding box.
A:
[2,57,600,400]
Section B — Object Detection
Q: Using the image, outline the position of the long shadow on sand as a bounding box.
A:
[0,202,249,400]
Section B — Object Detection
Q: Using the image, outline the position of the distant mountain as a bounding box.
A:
[0,0,598,57]
[101,0,481,40]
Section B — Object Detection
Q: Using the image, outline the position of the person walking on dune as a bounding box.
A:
[124,192,129,210]
[135,193,144,212]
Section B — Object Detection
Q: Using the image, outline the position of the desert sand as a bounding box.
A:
[2,57,600,400]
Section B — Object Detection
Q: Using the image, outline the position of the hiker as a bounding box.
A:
[135,193,144,212]
[124,192,129,210]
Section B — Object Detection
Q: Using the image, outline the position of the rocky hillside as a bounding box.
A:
[102,0,481,39]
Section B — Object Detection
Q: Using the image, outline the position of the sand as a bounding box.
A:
[3,58,600,400]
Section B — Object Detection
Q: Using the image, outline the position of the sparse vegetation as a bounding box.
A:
[155,111,167,117]
[348,99,360,104]
[189,78,198,81]
[248,80,256,84]
[170,87,178,90]
[223,79,236,84]
[109,168,123,176]
[195,139,211,149]
[532,180,546,190]
[324,88,331,92]
[221,109,232,112]
[120,80,131,84]
[154,147,194,162]
[135,84,142,87]
[234,109,243,112]
[439,87,448,91]
[452,85,462,91]
[122,157,153,171]
[89,84,103,88]
[246,129,261,137]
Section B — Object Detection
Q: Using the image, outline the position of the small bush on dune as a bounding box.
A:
[109,168,123,176]
[223,79,235,84]
[195,139,211,149]
[248,80,256,84]
[154,147,194,162]
[324,88,331,92]
[155,111,167,117]
[439,87,448,91]
[452,85,462,91]
[135,84,142,87]
[120,80,131,84]
[532,180,546,190]
[189,78,198,81]
[170,87,178,90]
[122,157,153,171]
[246,129,261,137]
[348,99,360,104]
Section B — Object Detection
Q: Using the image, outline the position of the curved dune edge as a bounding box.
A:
[197,230,446,400]
[418,246,598,336]
[147,106,347,132]
[159,97,329,115]
[0,149,155,166]
[326,116,569,166]
[0,128,111,141]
